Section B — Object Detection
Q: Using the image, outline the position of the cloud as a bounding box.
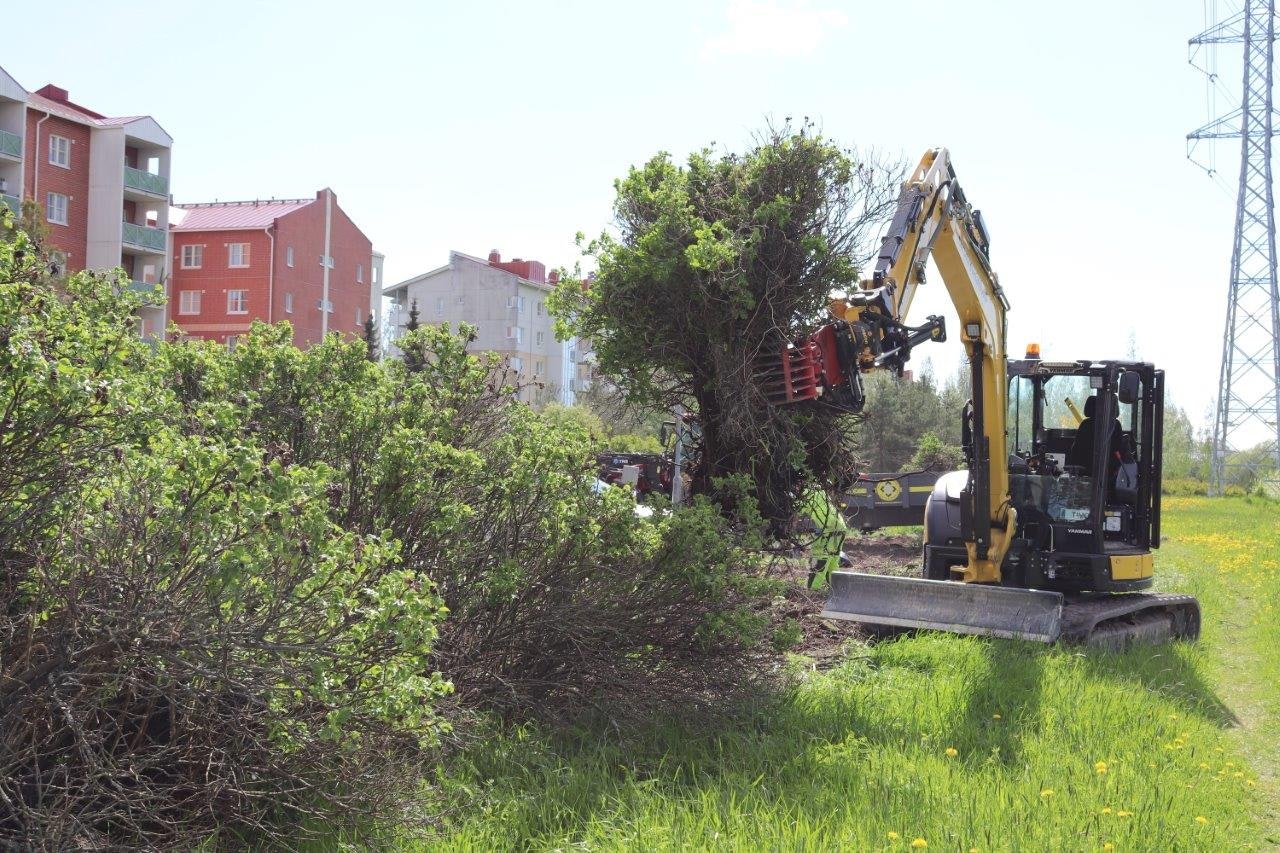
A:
[701,0,848,60]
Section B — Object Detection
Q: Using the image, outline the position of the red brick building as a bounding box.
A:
[169,189,377,348]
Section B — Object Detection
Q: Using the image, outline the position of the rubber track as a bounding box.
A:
[1059,592,1201,646]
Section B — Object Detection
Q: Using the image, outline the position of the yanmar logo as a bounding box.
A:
[1067,528,1092,535]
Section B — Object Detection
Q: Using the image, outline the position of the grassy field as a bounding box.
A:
[427,497,1279,851]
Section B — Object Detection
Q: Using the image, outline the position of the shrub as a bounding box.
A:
[206,323,780,722]
[1162,478,1209,497]
[0,233,448,848]
[1,221,781,846]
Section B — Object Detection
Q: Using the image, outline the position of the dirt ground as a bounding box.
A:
[769,532,923,666]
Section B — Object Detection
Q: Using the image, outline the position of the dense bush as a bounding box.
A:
[553,125,903,524]
[0,222,777,847]
[0,229,450,848]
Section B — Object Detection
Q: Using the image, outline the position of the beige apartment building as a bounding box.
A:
[384,249,584,405]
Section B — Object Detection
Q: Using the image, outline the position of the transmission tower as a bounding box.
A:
[1188,0,1280,495]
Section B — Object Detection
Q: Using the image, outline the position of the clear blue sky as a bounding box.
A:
[3,0,1247,427]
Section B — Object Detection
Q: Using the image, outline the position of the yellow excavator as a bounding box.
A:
[762,148,1200,647]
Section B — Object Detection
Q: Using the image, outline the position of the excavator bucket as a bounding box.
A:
[822,572,1066,642]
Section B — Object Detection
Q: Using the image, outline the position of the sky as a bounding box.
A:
[1,0,1254,429]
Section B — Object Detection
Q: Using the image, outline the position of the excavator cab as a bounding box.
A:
[923,359,1164,594]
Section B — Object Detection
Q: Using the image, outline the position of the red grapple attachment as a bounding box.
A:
[756,339,823,405]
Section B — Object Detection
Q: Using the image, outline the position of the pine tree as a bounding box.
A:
[403,299,423,373]
[363,313,378,362]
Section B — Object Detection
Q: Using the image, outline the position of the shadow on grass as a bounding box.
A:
[1074,640,1240,727]
[437,634,1238,846]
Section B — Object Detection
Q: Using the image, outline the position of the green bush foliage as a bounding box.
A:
[0,221,778,847]
[552,124,904,524]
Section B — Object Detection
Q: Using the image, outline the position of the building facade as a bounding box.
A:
[384,249,582,405]
[169,189,378,348]
[0,67,173,337]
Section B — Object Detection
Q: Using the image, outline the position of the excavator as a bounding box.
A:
[761,148,1200,648]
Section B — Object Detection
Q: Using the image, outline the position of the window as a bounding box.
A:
[46,192,68,225]
[228,243,250,268]
[181,244,203,269]
[226,335,240,351]
[536,301,544,317]
[178,290,201,315]
[518,295,527,313]
[536,331,545,347]
[48,135,69,168]
[286,246,294,267]
[48,250,67,278]
[357,263,364,283]
[456,294,466,305]
[534,360,545,377]
[356,307,363,325]
[506,325,523,344]
[318,254,334,268]
[227,289,248,314]
[510,356,523,371]
[436,296,445,316]
[284,292,293,314]
[568,348,578,363]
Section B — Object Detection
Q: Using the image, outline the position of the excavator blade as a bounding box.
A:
[822,572,1065,642]
[821,573,1203,647]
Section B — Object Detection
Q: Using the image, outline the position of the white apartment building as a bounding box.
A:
[384,249,582,406]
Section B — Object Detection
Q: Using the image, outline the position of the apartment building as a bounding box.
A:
[384,249,582,405]
[169,189,382,349]
[0,66,173,337]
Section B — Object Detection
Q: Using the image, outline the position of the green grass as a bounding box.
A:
[423,497,1279,851]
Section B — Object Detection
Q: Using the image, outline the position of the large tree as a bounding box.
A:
[553,124,902,523]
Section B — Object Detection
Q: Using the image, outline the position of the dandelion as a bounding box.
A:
[1103,844,1115,852]
[1117,810,1133,818]
[1040,788,1055,799]
[1196,816,1209,825]
[1248,779,1257,787]
[1234,771,1244,778]
[945,747,958,758]
[993,713,1002,720]
[1100,807,1113,815]
[1199,762,1209,769]
[888,831,900,841]
[1169,713,1179,720]
[911,839,928,849]
[1095,761,1108,774]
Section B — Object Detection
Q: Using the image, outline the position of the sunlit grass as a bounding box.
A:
[423,497,1277,850]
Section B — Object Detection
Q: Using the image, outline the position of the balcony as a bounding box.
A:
[121,221,167,253]
[129,280,165,304]
[2,194,18,217]
[0,129,20,161]
[123,165,168,198]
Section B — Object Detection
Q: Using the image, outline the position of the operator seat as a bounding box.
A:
[1065,392,1125,473]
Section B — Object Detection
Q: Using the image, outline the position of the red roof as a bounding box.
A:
[172,199,314,231]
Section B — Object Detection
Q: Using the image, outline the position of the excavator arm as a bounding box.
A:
[764,148,1014,583]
